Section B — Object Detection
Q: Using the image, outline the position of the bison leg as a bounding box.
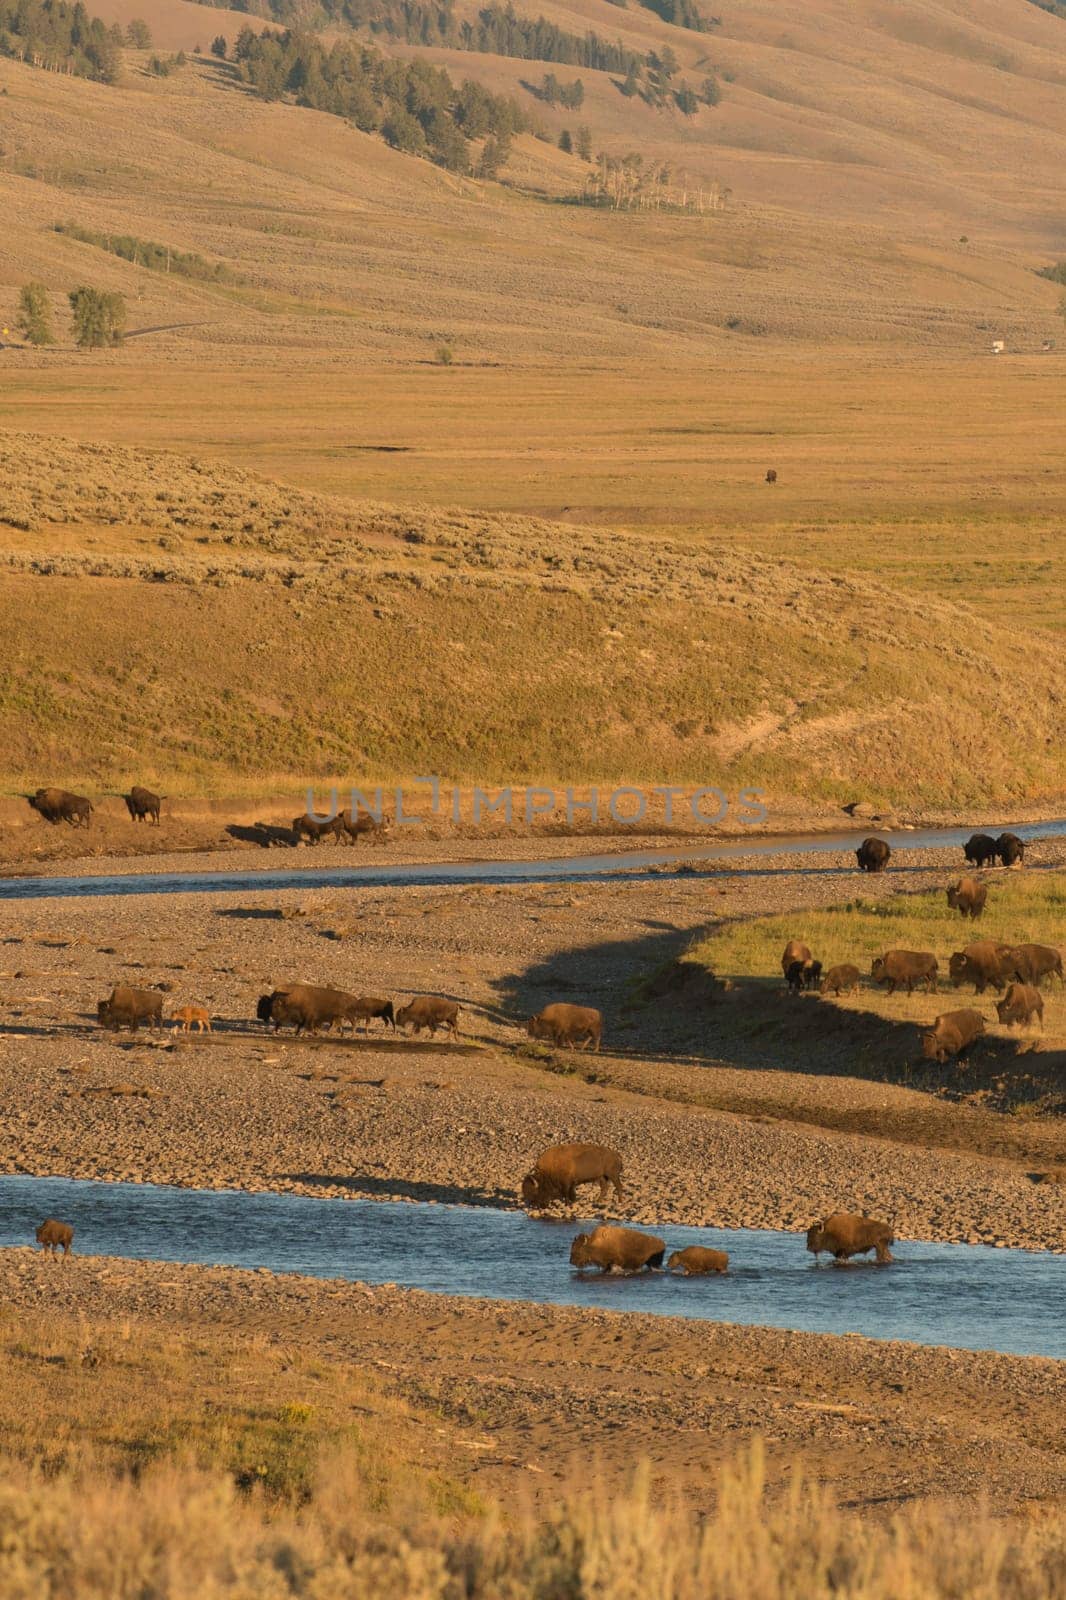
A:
[647,1250,665,1270]
[612,1174,624,1199]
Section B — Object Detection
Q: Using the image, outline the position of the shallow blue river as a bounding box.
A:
[1,1177,1061,1358]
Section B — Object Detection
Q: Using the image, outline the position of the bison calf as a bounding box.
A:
[36,1218,74,1256]
[806,1213,894,1264]
[667,1246,728,1275]
[820,963,860,996]
[171,1005,211,1034]
[341,996,396,1033]
[570,1225,665,1272]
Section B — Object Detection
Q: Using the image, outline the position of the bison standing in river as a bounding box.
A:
[570,1225,665,1272]
[521,1143,623,1209]
[806,1213,894,1264]
[856,837,891,873]
[667,1246,728,1275]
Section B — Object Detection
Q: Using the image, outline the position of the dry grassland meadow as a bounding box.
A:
[0,0,1065,1591]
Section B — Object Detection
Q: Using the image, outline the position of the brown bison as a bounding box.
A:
[338,809,391,845]
[29,787,92,827]
[820,963,861,996]
[527,1003,602,1051]
[667,1246,728,1275]
[35,1218,74,1256]
[996,983,1044,1030]
[125,786,162,825]
[765,468,777,485]
[946,878,987,920]
[520,1143,623,1210]
[340,996,396,1032]
[806,1213,894,1264]
[785,959,821,993]
[396,996,460,1037]
[948,941,1013,995]
[171,1005,212,1034]
[921,1008,985,1063]
[97,986,164,1033]
[1001,944,1064,988]
[780,940,812,977]
[257,985,357,1035]
[292,813,344,846]
[870,950,938,995]
[963,833,998,869]
[569,1225,665,1272]
[996,832,1025,868]
[856,837,891,873]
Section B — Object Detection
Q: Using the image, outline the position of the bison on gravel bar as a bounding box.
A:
[820,963,861,996]
[921,1008,985,1063]
[125,786,162,825]
[856,837,891,873]
[521,1143,624,1210]
[805,1213,894,1264]
[337,810,391,845]
[29,787,92,826]
[35,1219,74,1255]
[395,996,460,1037]
[996,983,1044,1030]
[963,833,998,869]
[870,950,938,995]
[569,1225,665,1272]
[97,986,164,1033]
[527,1003,602,1051]
[341,996,395,1032]
[946,877,987,920]
[292,813,344,846]
[667,1246,728,1275]
[257,985,357,1035]
[996,832,1025,868]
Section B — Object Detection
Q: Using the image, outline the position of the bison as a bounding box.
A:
[171,1005,211,1034]
[125,786,162,825]
[946,878,987,920]
[765,468,777,485]
[921,1008,985,1063]
[785,959,821,994]
[667,1246,728,1275]
[35,1218,74,1256]
[520,1143,623,1210]
[870,950,938,995]
[963,833,998,869]
[820,963,861,996]
[395,996,460,1037]
[292,813,343,846]
[948,941,1014,995]
[1000,944,1063,989]
[340,995,395,1033]
[856,837,891,873]
[97,986,164,1033]
[569,1225,665,1272]
[527,1003,602,1051]
[28,787,92,827]
[806,1213,894,1264]
[780,940,812,977]
[338,809,391,845]
[257,985,357,1036]
[996,983,1044,1030]
[996,832,1025,868]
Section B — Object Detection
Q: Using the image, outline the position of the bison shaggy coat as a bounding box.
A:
[870,950,938,995]
[258,985,358,1035]
[527,1003,602,1051]
[35,1218,74,1255]
[667,1246,728,1275]
[921,1008,985,1062]
[125,786,162,824]
[569,1225,665,1272]
[856,837,891,873]
[520,1143,623,1210]
[948,941,1013,995]
[820,963,861,996]
[996,832,1025,868]
[97,986,164,1032]
[780,940,812,977]
[963,833,998,869]
[395,996,460,1037]
[29,787,92,827]
[806,1213,894,1264]
[946,878,987,920]
[1001,944,1064,988]
[996,983,1044,1030]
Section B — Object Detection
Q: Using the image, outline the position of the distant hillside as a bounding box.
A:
[1,431,1064,806]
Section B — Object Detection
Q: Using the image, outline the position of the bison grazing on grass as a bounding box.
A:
[667,1246,728,1275]
[97,986,164,1033]
[29,787,92,827]
[125,786,162,825]
[395,996,460,1038]
[785,959,821,994]
[921,1008,985,1063]
[820,963,861,997]
[521,1143,623,1210]
[1001,944,1063,989]
[569,1225,665,1273]
[996,983,1044,1030]
[781,940,812,977]
[35,1219,74,1256]
[963,833,998,869]
[946,877,987,920]
[806,1213,894,1264]
[996,832,1025,868]
[870,950,938,995]
[527,1003,602,1051]
[948,941,1013,995]
[856,837,891,873]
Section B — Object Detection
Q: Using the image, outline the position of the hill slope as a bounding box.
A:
[1,431,1063,805]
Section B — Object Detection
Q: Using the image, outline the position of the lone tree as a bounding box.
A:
[210,34,227,58]
[17,281,54,346]
[125,18,152,47]
[69,287,126,349]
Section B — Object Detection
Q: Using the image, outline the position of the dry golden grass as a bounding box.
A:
[0,1313,1064,1599]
